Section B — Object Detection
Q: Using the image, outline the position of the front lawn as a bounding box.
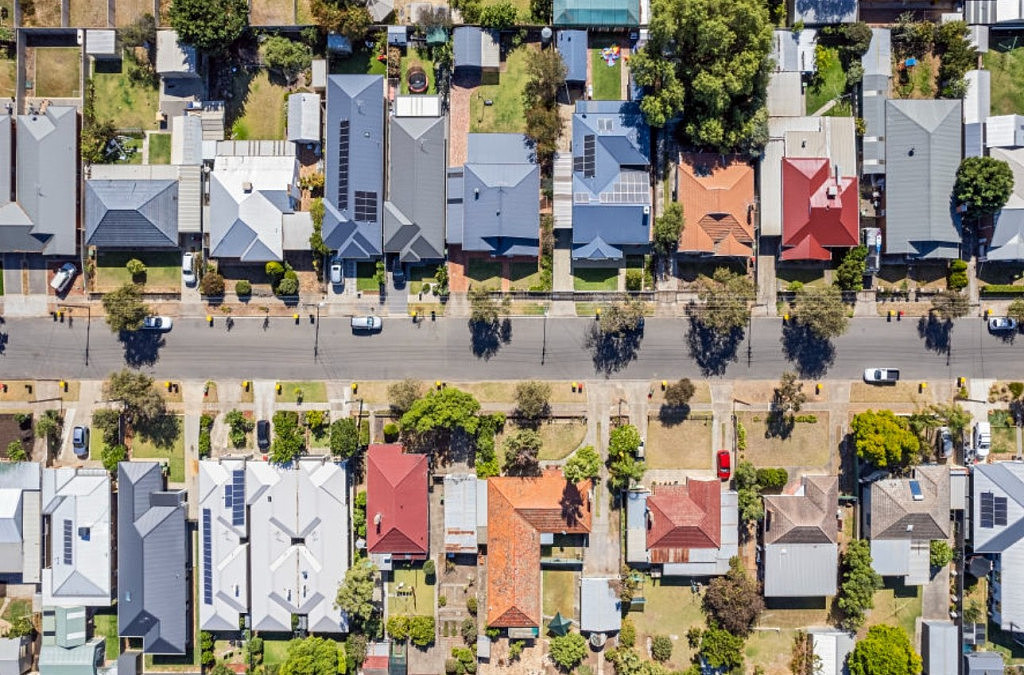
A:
[470,45,533,134]
[131,416,185,483]
[466,259,502,289]
[33,48,82,98]
[646,414,713,470]
[735,411,831,469]
[805,46,846,115]
[230,70,290,141]
[388,564,434,616]
[356,262,380,292]
[276,381,328,403]
[590,49,621,100]
[509,261,543,291]
[95,251,181,293]
[985,40,1024,115]
[149,133,171,164]
[497,420,587,462]
[573,266,618,291]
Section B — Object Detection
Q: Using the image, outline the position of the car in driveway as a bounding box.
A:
[392,260,406,287]
[256,420,270,450]
[937,426,953,459]
[974,421,992,459]
[141,316,173,331]
[864,367,900,384]
[50,262,77,293]
[182,252,196,286]
[351,316,382,332]
[988,316,1018,333]
[717,450,731,480]
[330,260,343,287]
[72,426,89,458]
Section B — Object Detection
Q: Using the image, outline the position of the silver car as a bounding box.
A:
[182,252,196,286]
[937,426,953,458]
[330,260,343,287]
[50,262,77,293]
[72,426,89,458]
[351,316,382,332]
[988,316,1018,333]
[141,316,173,331]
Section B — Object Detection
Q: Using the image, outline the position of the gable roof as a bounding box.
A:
[197,459,249,632]
[85,180,178,248]
[988,147,1024,261]
[117,462,188,655]
[677,153,754,257]
[646,479,721,557]
[453,27,499,70]
[556,30,588,82]
[487,471,592,628]
[884,99,962,258]
[209,154,298,262]
[0,462,41,583]
[972,463,1024,632]
[869,464,950,541]
[366,445,428,557]
[287,93,321,144]
[444,474,484,554]
[324,75,384,260]
[384,114,446,263]
[553,0,639,27]
[781,157,858,260]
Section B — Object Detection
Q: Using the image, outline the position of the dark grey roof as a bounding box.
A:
[117,462,188,656]
[965,652,1004,675]
[884,99,962,258]
[384,115,446,263]
[85,180,179,248]
[324,75,384,260]
[453,27,499,71]
[869,465,950,541]
[557,30,588,82]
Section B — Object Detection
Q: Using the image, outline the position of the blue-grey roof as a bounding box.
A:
[387,25,408,46]
[884,99,962,259]
[384,115,446,263]
[861,30,891,176]
[85,180,178,248]
[117,462,188,656]
[972,463,1024,633]
[454,27,499,71]
[965,652,1004,675]
[791,0,858,25]
[923,621,958,675]
[765,543,838,597]
[571,100,650,259]
[324,75,384,260]
[38,638,104,675]
[287,93,321,144]
[447,134,539,257]
[579,577,621,633]
[326,34,352,55]
[557,30,588,83]
[988,148,1024,261]
[553,0,639,26]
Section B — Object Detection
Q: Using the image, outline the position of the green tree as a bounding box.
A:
[104,369,166,426]
[101,444,128,474]
[523,46,567,106]
[702,557,764,637]
[736,459,764,523]
[102,283,150,332]
[270,411,304,464]
[850,410,920,468]
[835,246,868,291]
[168,0,249,52]
[310,0,371,42]
[400,387,481,438]
[947,259,969,291]
[209,665,233,675]
[93,408,122,447]
[598,299,645,335]
[607,452,645,492]
[837,539,882,631]
[468,286,508,326]
[955,156,1014,216]
[652,202,684,256]
[792,285,849,339]
[608,424,641,459]
[478,0,518,29]
[120,13,157,48]
[514,380,551,422]
[6,440,26,461]
[699,628,745,672]
[35,409,63,453]
[5,615,33,638]
[847,625,921,675]
[772,371,807,418]
[1009,298,1024,325]
[563,445,601,483]
[279,636,341,675]
[335,559,378,631]
[930,540,954,568]
[502,429,543,476]
[408,616,435,647]
[651,635,673,662]
[548,632,587,671]
[261,35,312,80]
[626,46,685,128]
[664,378,695,408]
[329,418,360,458]
[126,258,147,277]
[388,379,424,416]
[224,409,254,448]
[200,271,226,297]
[696,267,755,333]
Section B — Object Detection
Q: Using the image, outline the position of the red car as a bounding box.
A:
[717,450,731,480]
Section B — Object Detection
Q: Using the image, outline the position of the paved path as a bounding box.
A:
[182,381,202,518]
[583,382,620,578]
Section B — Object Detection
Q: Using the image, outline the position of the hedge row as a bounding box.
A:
[981,285,1024,296]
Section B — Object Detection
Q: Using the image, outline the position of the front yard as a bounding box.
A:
[95,251,181,293]
[131,415,185,483]
[646,414,714,470]
[276,381,328,403]
[466,259,502,290]
[735,411,832,470]
[469,45,533,134]
[573,266,618,291]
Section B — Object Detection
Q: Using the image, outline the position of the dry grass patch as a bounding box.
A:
[736,411,831,469]
[646,414,714,470]
[650,380,712,405]
[70,0,107,26]
[0,57,16,99]
[250,0,294,25]
[459,381,583,405]
[114,0,152,25]
[32,48,82,98]
[864,581,921,640]
[629,576,706,670]
[537,419,587,460]
[849,382,932,404]
[542,570,578,620]
[22,0,62,26]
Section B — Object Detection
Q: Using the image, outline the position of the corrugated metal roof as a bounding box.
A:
[287,93,321,144]
[767,71,804,117]
[170,115,203,165]
[965,651,1004,674]
[38,638,104,674]
[85,179,179,248]
[764,543,838,596]
[771,28,818,73]
[791,0,857,23]
[384,114,446,263]
[197,459,248,632]
[444,475,478,554]
[394,95,441,117]
[923,620,958,675]
[862,28,892,77]
[986,114,1024,148]
[809,630,854,675]
[85,30,117,56]
[553,0,639,27]
[557,30,588,82]
[579,577,621,633]
[454,27,499,70]
[972,463,1024,632]
[964,70,991,124]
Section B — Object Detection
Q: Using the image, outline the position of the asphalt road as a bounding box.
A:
[0,315,1017,381]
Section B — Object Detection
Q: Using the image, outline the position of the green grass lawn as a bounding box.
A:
[230,70,289,140]
[96,251,181,292]
[466,259,502,289]
[481,0,529,17]
[112,137,143,164]
[0,57,16,99]
[509,261,543,291]
[629,576,705,670]
[470,46,532,134]
[92,56,159,130]
[401,49,436,95]
[805,46,846,115]
[865,580,922,640]
[777,266,827,289]
[985,42,1024,115]
[276,381,328,403]
[389,565,434,616]
[33,47,81,98]
[542,570,578,623]
[408,266,438,295]
[148,133,171,164]
[573,266,618,291]
[262,639,292,666]
[590,49,621,100]
[93,612,121,661]
[1,598,30,623]
[131,416,184,483]
[331,49,388,76]
[356,262,380,292]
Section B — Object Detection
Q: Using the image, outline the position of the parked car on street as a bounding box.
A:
[72,426,89,458]
[50,263,77,293]
[988,316,1018,333]
[717,450,731,480]
[938,426,953,459]
[141,316,173,331]
[257,420,270,450]
[351,316,382,332]
[863,368,900,384]
[330,260,343,287]
[182,252,196,286]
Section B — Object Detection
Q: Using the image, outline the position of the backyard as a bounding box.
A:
[388,565,434,617]
[95,251,181,292]
[31,48,82,98]
[131,415,185,483]
[21,0,61,26]
[331,49,388,76]
[646,414,714,470]
[0,55,14,99]
[250,0,296,25]
[893,54,937,99]
[469,45,533,134]
[230,71,291,140]
[628,576,705,671]
[985,37,1024,115]
[92,612,121,661]
[590,48,621,100]
[92,57,160,130]
[573,266,618,291]
[864,580,922,640]
[735,411,832,470]
[401,49,436,95]
[70,0,107,27]
[542,570,578,623]
[805,47,846,115]
[149,133,171,164]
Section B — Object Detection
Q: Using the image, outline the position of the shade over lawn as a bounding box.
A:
[230,71,290,140]
[131,415,185,483]
[466,259,502,289]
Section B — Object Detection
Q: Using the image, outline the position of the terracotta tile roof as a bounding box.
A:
[763,475,839,545]
[366,444,429,557]
[646,479,721,562]
[486,470,592,628]
[781,157,859,261]
[677,153,755,257]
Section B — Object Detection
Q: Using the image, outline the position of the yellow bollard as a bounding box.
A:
[816,383,822,395]
[166,381,172,391]
[595,308,601,319]
[207,315,213,325]
[783,313,789,323]
[661,380,667,390]
[920,382,927,393]
[351,382,358,393]
[436,380,443,390]
[572,382,578,393]
[276,383,282,394]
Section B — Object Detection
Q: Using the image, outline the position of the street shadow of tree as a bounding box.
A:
[584,323,642,376]
[658,404,691,427]
[765,411,795,440]
[119,331,164,367]
[917,314,952,354]
[469,318,512,359]
[686,319,742,376]
[134,413,180,449]
[780,324,835,378]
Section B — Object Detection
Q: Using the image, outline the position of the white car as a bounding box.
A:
[50,262,77,293]
[182,252,196,286]
[351,316,382,332]
[141,316,173,331]
[988,316,1018,333]
[863,368,900,384]
[330,260,343,287]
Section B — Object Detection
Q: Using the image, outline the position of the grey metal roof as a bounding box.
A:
[767,71,804,117]
[287,93,321,144]
[771,28,817,73]
[117,462,188,655]
[384,114,446,263]
[861,74,888,175]
[923,620,958,675]
[85,30,117,56]
[444,474,479,554]
[791,0,857,24]
[557,30,588,83]
[197,459,249,632]
[0,462,40,582]
[85,180,179,248]
[972,463,1024,632]
[986,114,1024,148]
[324,75,384,260]
[884,99,962,258]
[965,69,990,125]
[862,28,891,77]
[171,115,203,166]
[964,652,1004,674]
[579,577,621,633]
[38,638,104,675]
[809,630,854,675]
[453,27,499,71]
[156,30,197,77]
[764,543,838,597]
[988,148,1024,261]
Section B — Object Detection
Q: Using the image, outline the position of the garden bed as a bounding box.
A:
[0,415,34,458]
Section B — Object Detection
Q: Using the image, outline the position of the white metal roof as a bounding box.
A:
[198,459,249,632]
[394,95,442,118]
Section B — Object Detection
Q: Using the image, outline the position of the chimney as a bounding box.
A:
[374,512,382,532]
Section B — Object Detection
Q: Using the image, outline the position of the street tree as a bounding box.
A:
[834,245,868,291]
[468,286,508,326]
[955,156,1014,216]
[837,539,882,631]
[663,378,695,408]
[652,202,684,256]
[168,0,249,52]
[792,285,849,339]
[702,557,764,637]
[598,299,645,335]
[514,380,551,422]
[388,379,423,416]
[329,418,360,458]
[104,369,166,426]
[563,445,601,483]
[847,625,921,675]
[695,267,754,333]
[608,424,641,460]
[770,371,807,436]
[502,429,543,476]
[335,559,378,631]
[279,637,341,675]
[400,387,481,438]
[548,632,587,671]
[102,283,150,332]
[930,290,970,320]
[850,409,920,468]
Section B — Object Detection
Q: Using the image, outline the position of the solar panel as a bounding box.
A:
[909,480,923,501]
[62,519,72,565]
[994,496,1008,526]
[583,135,595,178]
[354,191,378,223]
[202,509,213,605]
[232,470,246,527]
[980,492,994,528]
[338,121,350,210]
[224,484,232,508]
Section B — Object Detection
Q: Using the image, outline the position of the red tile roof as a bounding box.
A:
[677,153,755,257]
[366,444,428,558]
[486,470,592,628]
[646,479,721,563]
[781,158,858,261]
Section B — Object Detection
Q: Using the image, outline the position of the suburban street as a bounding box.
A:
[0,314,1019,381]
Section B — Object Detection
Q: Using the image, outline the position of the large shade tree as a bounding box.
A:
[847,625,921,675]
[954,156,1014,216]
[168,0,249,52]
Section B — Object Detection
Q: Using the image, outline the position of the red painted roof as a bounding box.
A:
[646,479,721,561]
[366,444,428,556]
[781,158,858,261]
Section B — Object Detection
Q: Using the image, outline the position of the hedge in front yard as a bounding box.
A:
[981,284,1024,296]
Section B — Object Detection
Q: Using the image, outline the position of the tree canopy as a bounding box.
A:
[835,246,868,291]
[279,637,343,675]
[549,632,587,671]
[850,409,920,468]
[696,267,754,334]
[514,380,551,422]
[792,285,849,340]
[335,560,378,631]
[848,625,921,675]
[502,429,542,477]
[400,387,481,438]
[329,418,359,458]
[168,0,249,52]
[260,35,312,81]
[522,47,566,170]
[652,203,684,256]
[837,539,882,631]
[663,378,695,408]
[102,283,150,333]
[563,445,601,483]
[702,557,764,636]
[609,424,641,459]
[955,156,1014,216]
[104,369,166,426]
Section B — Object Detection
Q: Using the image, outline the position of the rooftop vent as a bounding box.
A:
[242,181,253,193]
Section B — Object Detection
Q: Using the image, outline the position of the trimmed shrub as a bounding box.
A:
[200,271,225,297]
[235,280,252,297]
[383,422,399,442]
[981,284,1024,296]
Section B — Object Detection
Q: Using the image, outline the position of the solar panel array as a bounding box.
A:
[338,121,351,211]
[980,492,994,528]
[202,509,213,605]
[995,495,1008,526]
[232,470,246,527]
[224,484,232,508]
[598,171,651,204]
[62,519,72,565]
[573,135,596,178]
[354,191,378,223]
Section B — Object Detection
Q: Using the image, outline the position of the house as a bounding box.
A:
[771,28,818,73]
[789,0,857,24]
[780,156,858,261]
[864,465,950,585]
[155,30,199,79]
[861,29,891,178]
[0,109,78,256]
[41,468,112,607]
[447,134,540,257]
[762,475,838,598]
[197,458,249,632]
[246,457,350,633]
[964,70,991,158]
[986,114,1024,148]
[964,651,1005,674]
[966,0,1024,24]
[39,607,105,675]
[808,629,854,675]
[0,462,41,584]
[972,463,1024,635]
[85,175,179,249]
[209,143,305,262]
[884,99,962,259]
[384,107,446,264]
[556,30,588,85]
[0,637,31,675]
[287,93,321,145]
[366,445,428,564]
[553,0,640,27]
[986,148,1024,261]
[486,470,592,631]
[571,100,651,261]
[453,27,500,75]
[579,577,621,634]
[922,620,958,675]
[444,474,486,555]
[117,462,188,655]
[324,75,385,261]
[676,153,755,258]
[625,479,739,576]
[84,30,117,59]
